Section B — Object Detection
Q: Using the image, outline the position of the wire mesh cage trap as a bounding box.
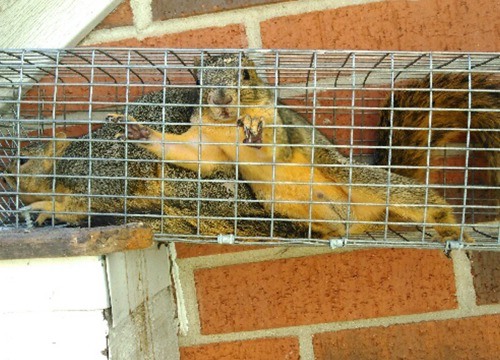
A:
[0,49,498,250]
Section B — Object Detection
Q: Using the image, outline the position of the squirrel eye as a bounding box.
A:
[19,158,29,165]
[242,69,250,80]
[196,79,200,85]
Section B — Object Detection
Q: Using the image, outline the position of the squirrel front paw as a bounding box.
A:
[106,113,151,141]
[237,115,264,148]
[106,113,128,123]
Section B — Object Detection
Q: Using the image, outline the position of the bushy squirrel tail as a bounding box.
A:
[376,73,499,185]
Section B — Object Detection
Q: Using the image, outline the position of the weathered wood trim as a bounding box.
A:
[0,0,122,113]
[0,0,122,48]
[0,223,154,260]
[106,247,180,360]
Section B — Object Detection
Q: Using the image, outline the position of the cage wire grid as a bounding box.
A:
[0,48,498,251]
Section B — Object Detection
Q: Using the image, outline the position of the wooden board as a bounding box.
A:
[0,0,121,48]
[0,0,122,113]
[0,223,154,260]
[106,247,180,360]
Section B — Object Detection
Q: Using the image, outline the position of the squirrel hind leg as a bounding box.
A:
[22,200,85,226]
[428,207,474,243]
[387,203,472,243]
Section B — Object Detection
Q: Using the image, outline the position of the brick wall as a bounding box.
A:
[81,1,500,358]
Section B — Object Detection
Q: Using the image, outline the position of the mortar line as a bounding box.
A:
[176,253,203,341]
[81,0,381,45]
[177,304,500,347]
[451,250,478,311]
[298,333,315,360]
[243,17,264,49]
[168,243,189,336]
[81,26,138,45]
[177,246,344,270]
[130,0,153,31]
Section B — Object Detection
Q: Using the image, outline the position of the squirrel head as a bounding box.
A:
[3,132,70,203]
[193,54,268,121]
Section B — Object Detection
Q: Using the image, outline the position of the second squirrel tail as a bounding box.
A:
[376,73,499,185]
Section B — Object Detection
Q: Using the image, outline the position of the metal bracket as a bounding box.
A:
[217,234,235,245]
[329,238,347,249]
[444,240,464,257]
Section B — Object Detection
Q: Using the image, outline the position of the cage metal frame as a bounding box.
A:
[0,48,498,251]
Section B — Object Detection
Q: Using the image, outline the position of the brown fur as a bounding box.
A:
[376,73,499,185]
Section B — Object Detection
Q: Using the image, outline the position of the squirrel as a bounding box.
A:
[2,87,314,239]
[375,73,499,186]
[3,122,166,226]
[107,54,471,242]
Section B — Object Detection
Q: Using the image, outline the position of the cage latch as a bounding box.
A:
[444,240,464,256]
[329,238,347,249]
[217,234,235,245]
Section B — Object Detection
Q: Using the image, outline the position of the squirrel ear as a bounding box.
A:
[193,57,201,80]
[44,132,69,156]
[241,57,258,80]
[241,56,256,67]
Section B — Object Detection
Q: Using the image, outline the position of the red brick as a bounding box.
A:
[281,88,385,156]
[89,24,248,48]
[180,337,299,360]
[96,0,134,29]
[20,76,163,118]
[261,0,500,51]
[313,315,500,360]
[470,252,500,305]
[195,249,457,334]
[152,0,291,22]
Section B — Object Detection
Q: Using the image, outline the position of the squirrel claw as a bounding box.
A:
[237,115,264,148]
[106,113,125,123]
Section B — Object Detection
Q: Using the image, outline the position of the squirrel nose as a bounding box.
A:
[210,89,233,105]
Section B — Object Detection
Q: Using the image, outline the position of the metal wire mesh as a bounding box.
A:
[0,49,498,250]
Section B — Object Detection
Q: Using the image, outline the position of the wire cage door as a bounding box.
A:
[0,49,498,250]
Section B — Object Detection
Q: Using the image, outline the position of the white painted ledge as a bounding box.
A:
[0,310,109,360]
[0,256,109,360]
[0,256,109,312]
